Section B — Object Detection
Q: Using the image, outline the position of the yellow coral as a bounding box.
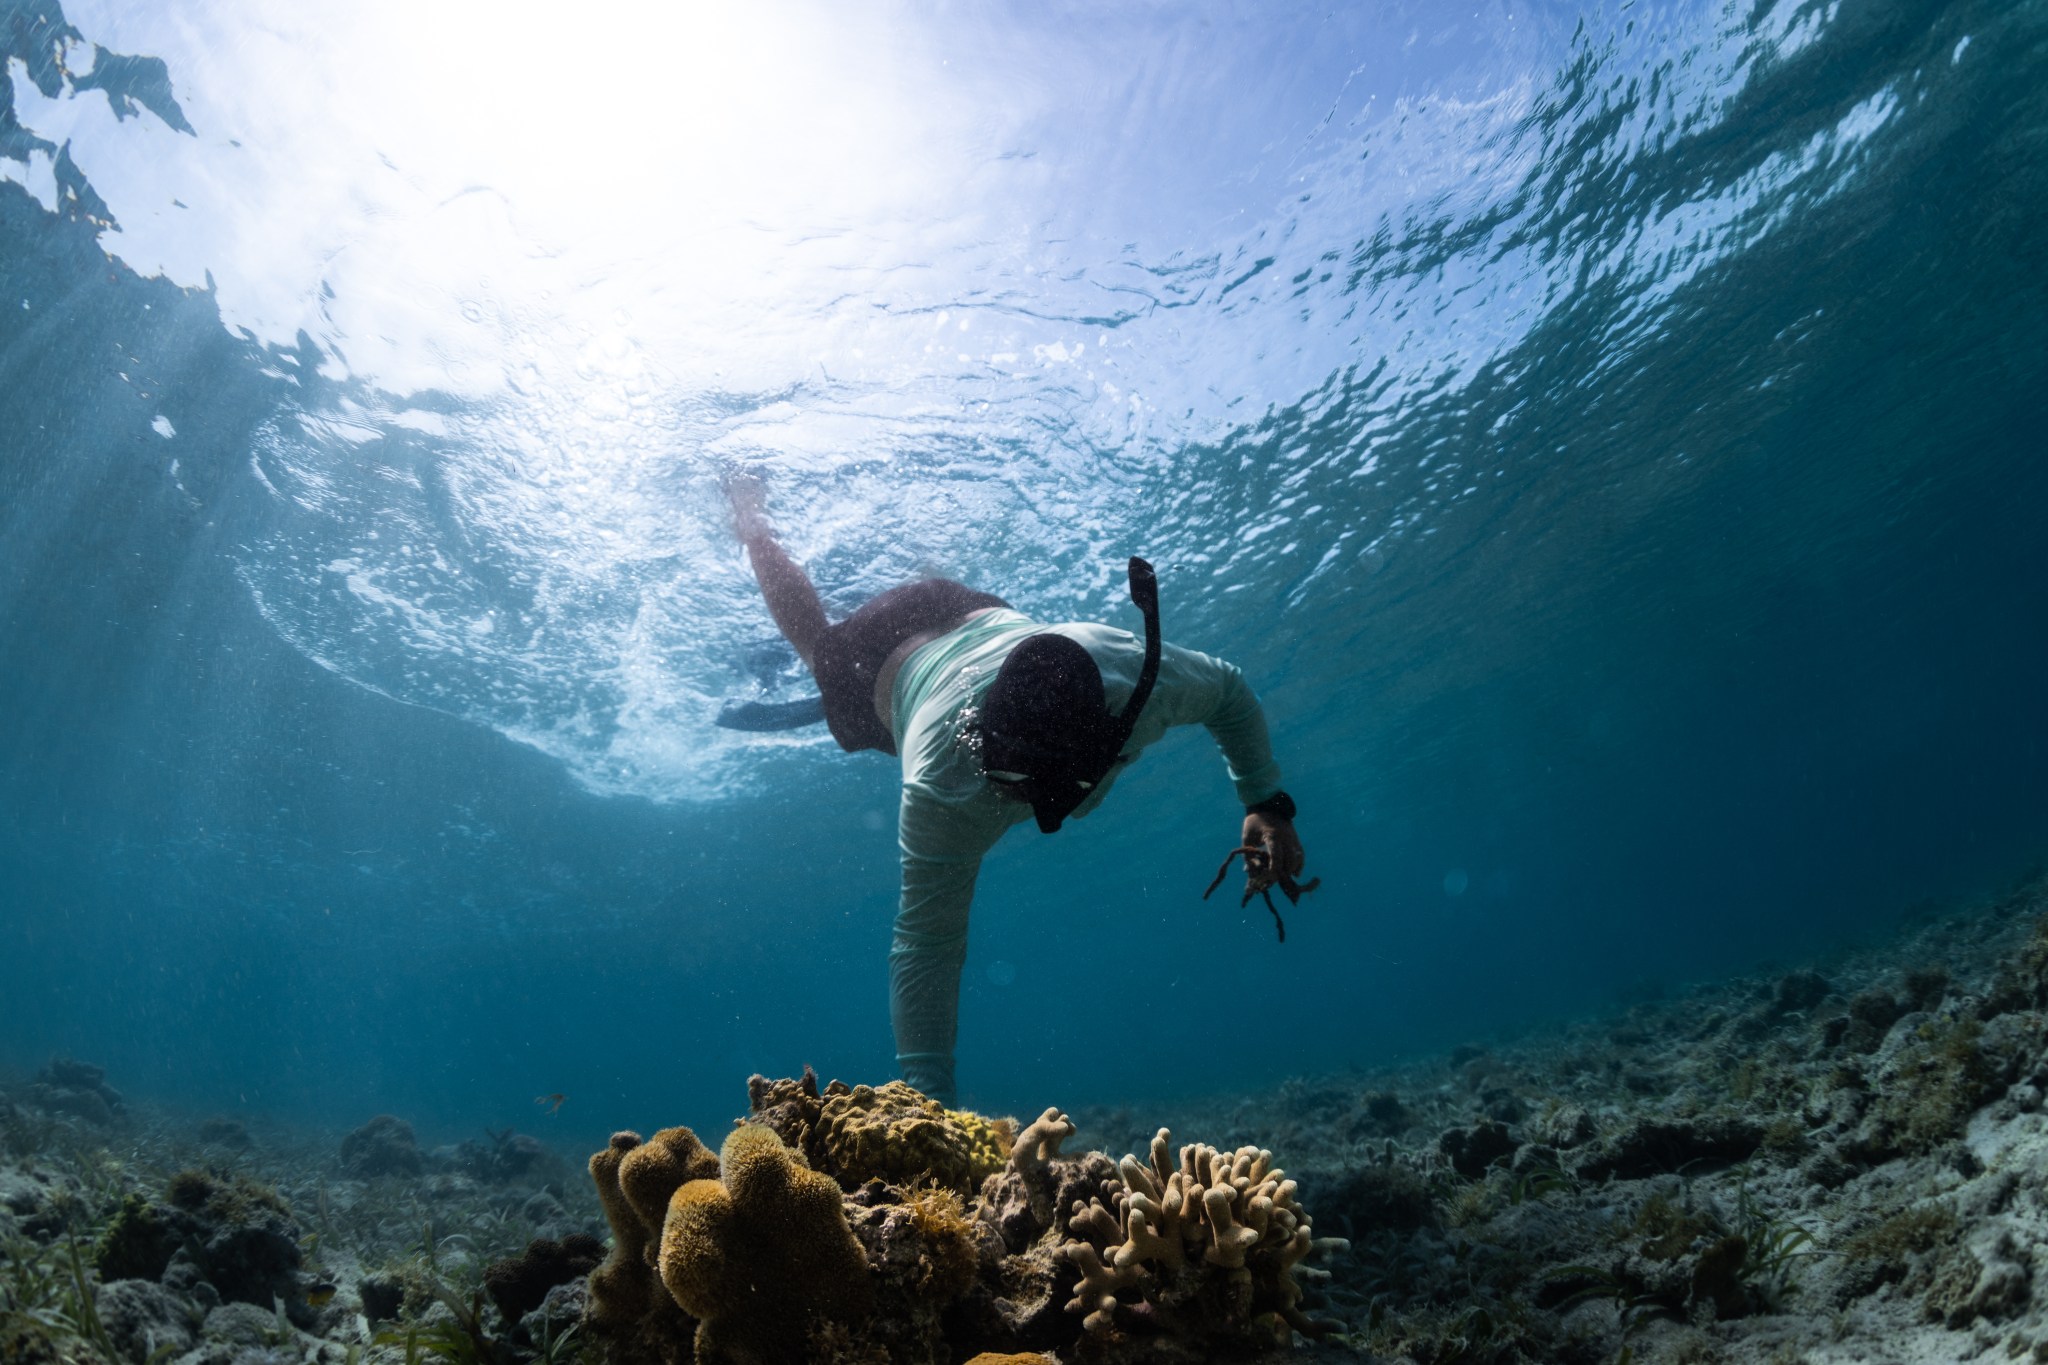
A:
[944,1107,1017,1186]
[904,1186,980,1300]
[658,1124,872,1364]
[620,1126,720,1230]
[816,1080,1010,1194]
[586,1127,720,1331]
[587,1131,655,1324]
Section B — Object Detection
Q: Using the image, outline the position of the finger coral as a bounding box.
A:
[1063,1128,1345,1346]
[657,1123,873,1364]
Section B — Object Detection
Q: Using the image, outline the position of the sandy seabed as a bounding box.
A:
[7,871,2048,1365]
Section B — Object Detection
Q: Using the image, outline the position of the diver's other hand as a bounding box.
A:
[1242,811,1305,891]
[724,471,769,542]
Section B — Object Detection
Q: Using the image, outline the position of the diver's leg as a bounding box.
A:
[728,475,829,668]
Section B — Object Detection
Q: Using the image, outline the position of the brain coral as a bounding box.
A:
[658,1123,873,1364]
[1064,1128,1344,1345]
[816,1080,1014,1194]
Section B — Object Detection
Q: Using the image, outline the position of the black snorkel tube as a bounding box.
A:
[1022,556,1162,833]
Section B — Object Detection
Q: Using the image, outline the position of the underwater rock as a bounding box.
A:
[97,1279,200,1364]
[1841,987,1905,1052]
[1924,1221,2032,1327]
[196,1118,252,1150]
[1687,1233,1752,1320]
[658,1123,872,1363]
[744,1068,830,1169]
[483,1234,606,1325]
[338,1114,424,1177]
[456,1128,563,1184]
[1901,965,1950,1012]
[1437,1119,1518,1178]
[181,1210,302,1317]
[107,1170,308,1319]
[1771,970,1833,1014]
[1845,1009,2022,1159]
[1479,1087,1527,1123]
[159,1259,221,1315]
[1800,1144,1858,1189]
[357,1273,405,1325]
[26,1057,125,1125]
[843,1186,984,1364]
[1347,1089,1411,1137]
[1316,1160,1435,1236]
[96,1193,180,1282]
[193,1301,285,1351]
[1573,1113,1763,1181]
[1982,915,2048,1015]
[521,1279,589,1346]
[1531,1103,1596,1148]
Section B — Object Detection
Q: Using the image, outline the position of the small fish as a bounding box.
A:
[535,1093,566,1115]
[305,1282,337,1308]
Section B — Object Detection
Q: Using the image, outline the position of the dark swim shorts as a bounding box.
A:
[812,579,1009,755]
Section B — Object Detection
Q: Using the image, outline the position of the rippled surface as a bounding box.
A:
[42,0,1897,801]
[2,0,2044,1126]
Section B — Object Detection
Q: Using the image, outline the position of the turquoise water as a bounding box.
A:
[1,0,2043,1144]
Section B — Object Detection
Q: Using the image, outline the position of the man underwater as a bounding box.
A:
[725,476,1311,1105]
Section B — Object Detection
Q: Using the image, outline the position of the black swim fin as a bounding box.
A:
[715,695,827,732]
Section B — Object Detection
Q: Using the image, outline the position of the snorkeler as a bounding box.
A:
[724,476,1313,1105]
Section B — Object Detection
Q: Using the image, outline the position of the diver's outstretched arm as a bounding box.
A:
[727,474,830,669]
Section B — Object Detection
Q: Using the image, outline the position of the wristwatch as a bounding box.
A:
[1245,790,1297,822]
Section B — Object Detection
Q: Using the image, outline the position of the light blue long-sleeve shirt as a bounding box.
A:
[886,608,1284,1104]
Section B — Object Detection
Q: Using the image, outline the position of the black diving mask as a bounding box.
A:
[977,557,1162,834]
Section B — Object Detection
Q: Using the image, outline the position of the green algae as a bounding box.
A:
[1873,1016,1996,1154]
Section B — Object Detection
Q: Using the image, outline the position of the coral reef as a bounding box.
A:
[483,1234,605,1324]
[456,1129,563,1185]
[0,1066,602,1365]
[568,1085,1346,1365]
[816,1081,1014,1195]
[339,1115,424,1178]
[1061,1129,1343,1352]
[657,1123,872,1363]
[742,1070,1016,1197]
[11,869,2048,1365]
[584,1126,713,1360]
[1045,867,2048,1364]
[25,1058,126,1127]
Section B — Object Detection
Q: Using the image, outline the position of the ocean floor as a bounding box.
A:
[5,870,2048,1365]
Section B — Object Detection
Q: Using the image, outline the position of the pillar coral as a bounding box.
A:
[657,1123,873,1364]
[586,1127,719,1350]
